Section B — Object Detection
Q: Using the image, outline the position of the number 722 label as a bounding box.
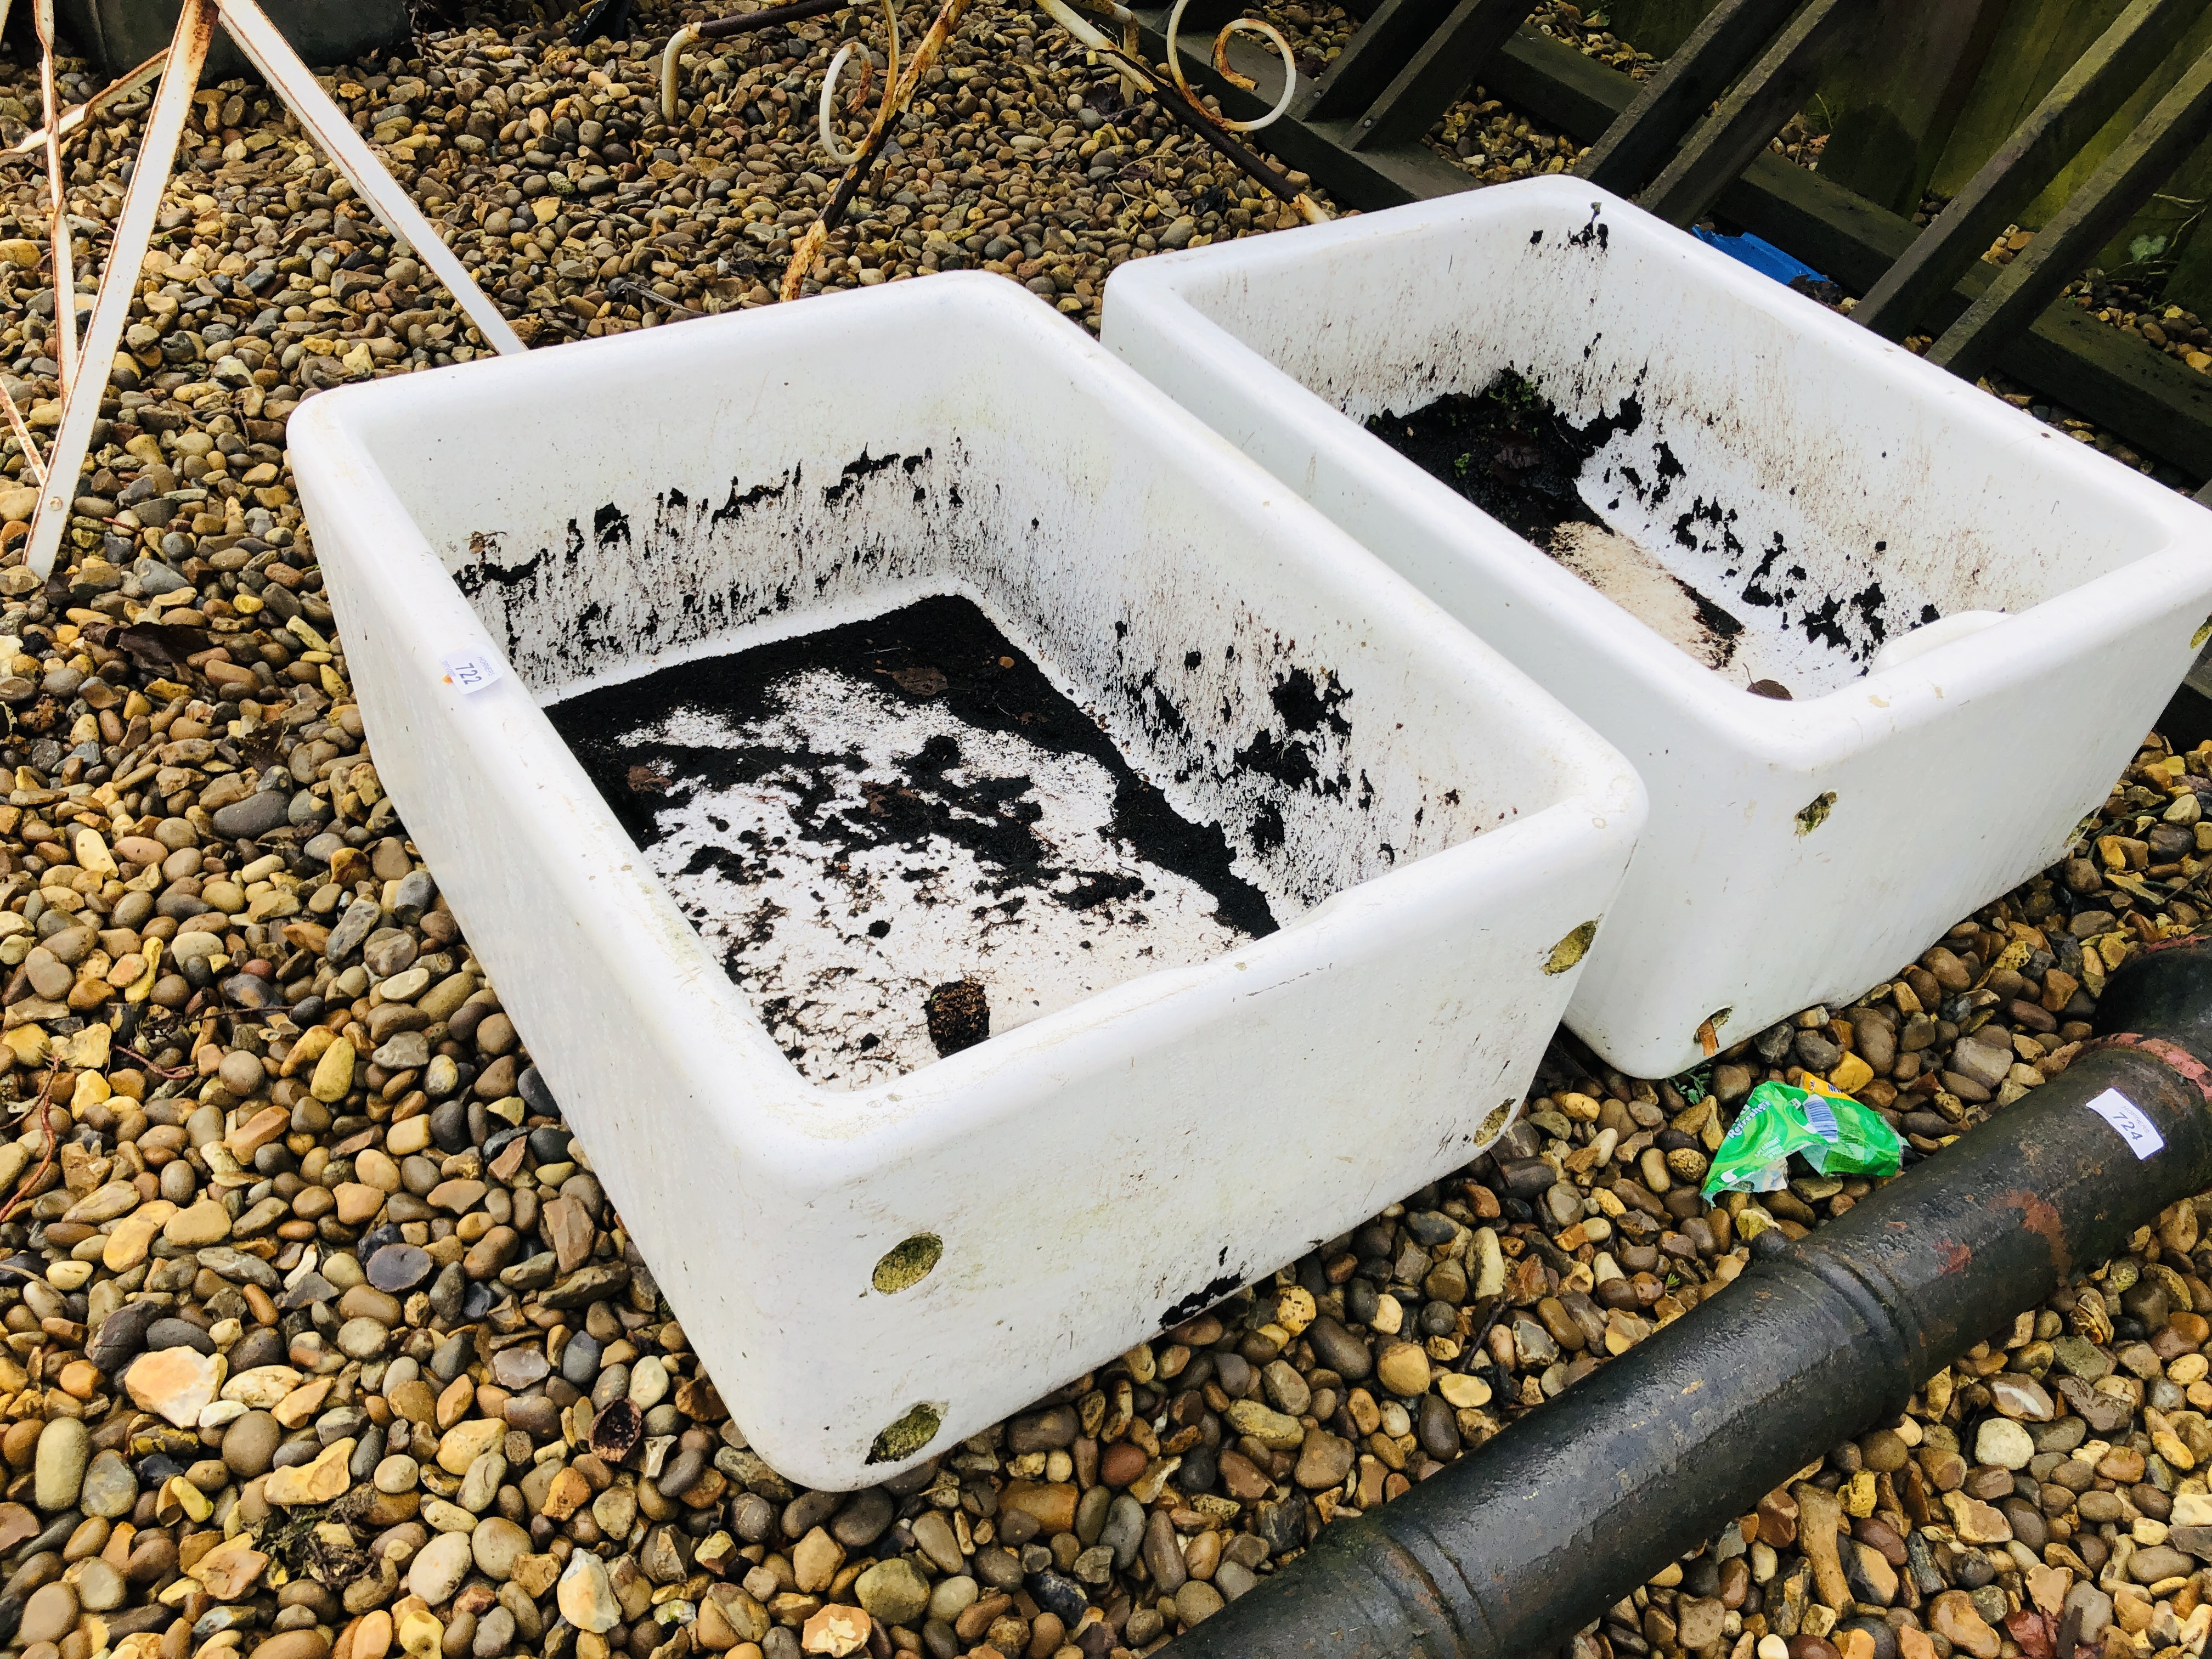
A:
[440,649,505,694]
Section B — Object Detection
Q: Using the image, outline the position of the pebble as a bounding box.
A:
[78,1448,135,1518]
[127,1345,225,1426]
[0,24,2188,1654]
[557,1549,621,1633]
[19,1580,76,1644]
[31,1418,86,1511]
[407,1531,475,1605]
[1972,1415,2035,1469]
[470,1516,531,1580]
[1375,1340,1431,1396]
[854,1556,929,1626]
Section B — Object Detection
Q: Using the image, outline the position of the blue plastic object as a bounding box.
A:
[1692,226,1832,289]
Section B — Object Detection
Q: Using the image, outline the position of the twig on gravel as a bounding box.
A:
[1032,0,1328,217]
[114,1045,196,1081]
[0,1060,64,1231]
[780,0,976,298]
[606,273,708,320]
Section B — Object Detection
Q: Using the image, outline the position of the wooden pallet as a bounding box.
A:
[1124,0,2212,478]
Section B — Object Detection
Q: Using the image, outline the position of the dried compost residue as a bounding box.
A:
[550,594,1279,1087]
[1367,372,1750,675]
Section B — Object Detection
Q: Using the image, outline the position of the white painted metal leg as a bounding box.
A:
[10,49,173,157]
[32,0,75,394]
[213,0,523,357]
[0,382,46,487]
[24,1,213,579]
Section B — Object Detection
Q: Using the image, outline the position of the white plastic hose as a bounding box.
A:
[662,24,701,122]
[1164,0,1294,133]
[819,43,862,162]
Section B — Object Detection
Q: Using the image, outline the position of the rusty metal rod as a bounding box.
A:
[7,47,171,159]
[1036,0,1306,202]
[1114,51,1305,200]
[699,0,862,35]
[781,0,974,297]
[24,0,211,581]
[1166,934,2212,1658]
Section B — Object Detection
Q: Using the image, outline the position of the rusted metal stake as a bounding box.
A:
[1037,0,1324,215]
[28,0,526,578]
[0,381,47,488]
[1163,0,1294,133]
[818,0,901,165]
[213,0,523,358]
[8,48,172,159]
[665,0,890,122]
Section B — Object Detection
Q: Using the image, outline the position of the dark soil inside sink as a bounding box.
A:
[551,594,1274,939]
[544,594,1280,1084]
[1368,372,1760,683]
[1364,370,1610,544]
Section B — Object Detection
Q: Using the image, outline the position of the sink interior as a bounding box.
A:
[548,592,1280,1087]
[1156,200,2172,701]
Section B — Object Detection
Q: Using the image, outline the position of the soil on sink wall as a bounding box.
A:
[1366,373,1768,687]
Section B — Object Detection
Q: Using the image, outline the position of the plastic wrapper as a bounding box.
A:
[1701,1077,1904,1198]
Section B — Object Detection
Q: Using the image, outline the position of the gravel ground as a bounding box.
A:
[0,8,2185,1659]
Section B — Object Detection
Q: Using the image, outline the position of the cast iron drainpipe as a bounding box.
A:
[1167,935,2212,1659]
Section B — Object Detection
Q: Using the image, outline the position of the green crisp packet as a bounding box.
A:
[1701,1079,1904,1199]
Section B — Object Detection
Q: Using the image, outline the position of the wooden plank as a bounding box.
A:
[1852,0,2208,340]
[1931,43,2212,380]
[1158,0,1246,37]
[1928,0,2128,198]
[2155,143,2212,310]
[1720,125,2212,479]
[1573,0,1805,194]
[1638,0,1882,225]
[1597,0,1721,57]
[2018,1,2212,230]
[1810,0,2012,215]
[1297,0,1458,122]
[2083,2,2212,273]
[2002,290,2212,475]
[1496,24,2212,476]
[1494,17,1638,136]
[1350,0,1539,149]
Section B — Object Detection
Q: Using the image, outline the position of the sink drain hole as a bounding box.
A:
[867,1401,944,1464]
[871,1234,944,1294]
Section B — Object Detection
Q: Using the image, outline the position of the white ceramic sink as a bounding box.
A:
[1102,178,2212,1076]
[287,273,1644,1489]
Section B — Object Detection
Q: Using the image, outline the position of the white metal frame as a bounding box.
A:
[20,0,523,581]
